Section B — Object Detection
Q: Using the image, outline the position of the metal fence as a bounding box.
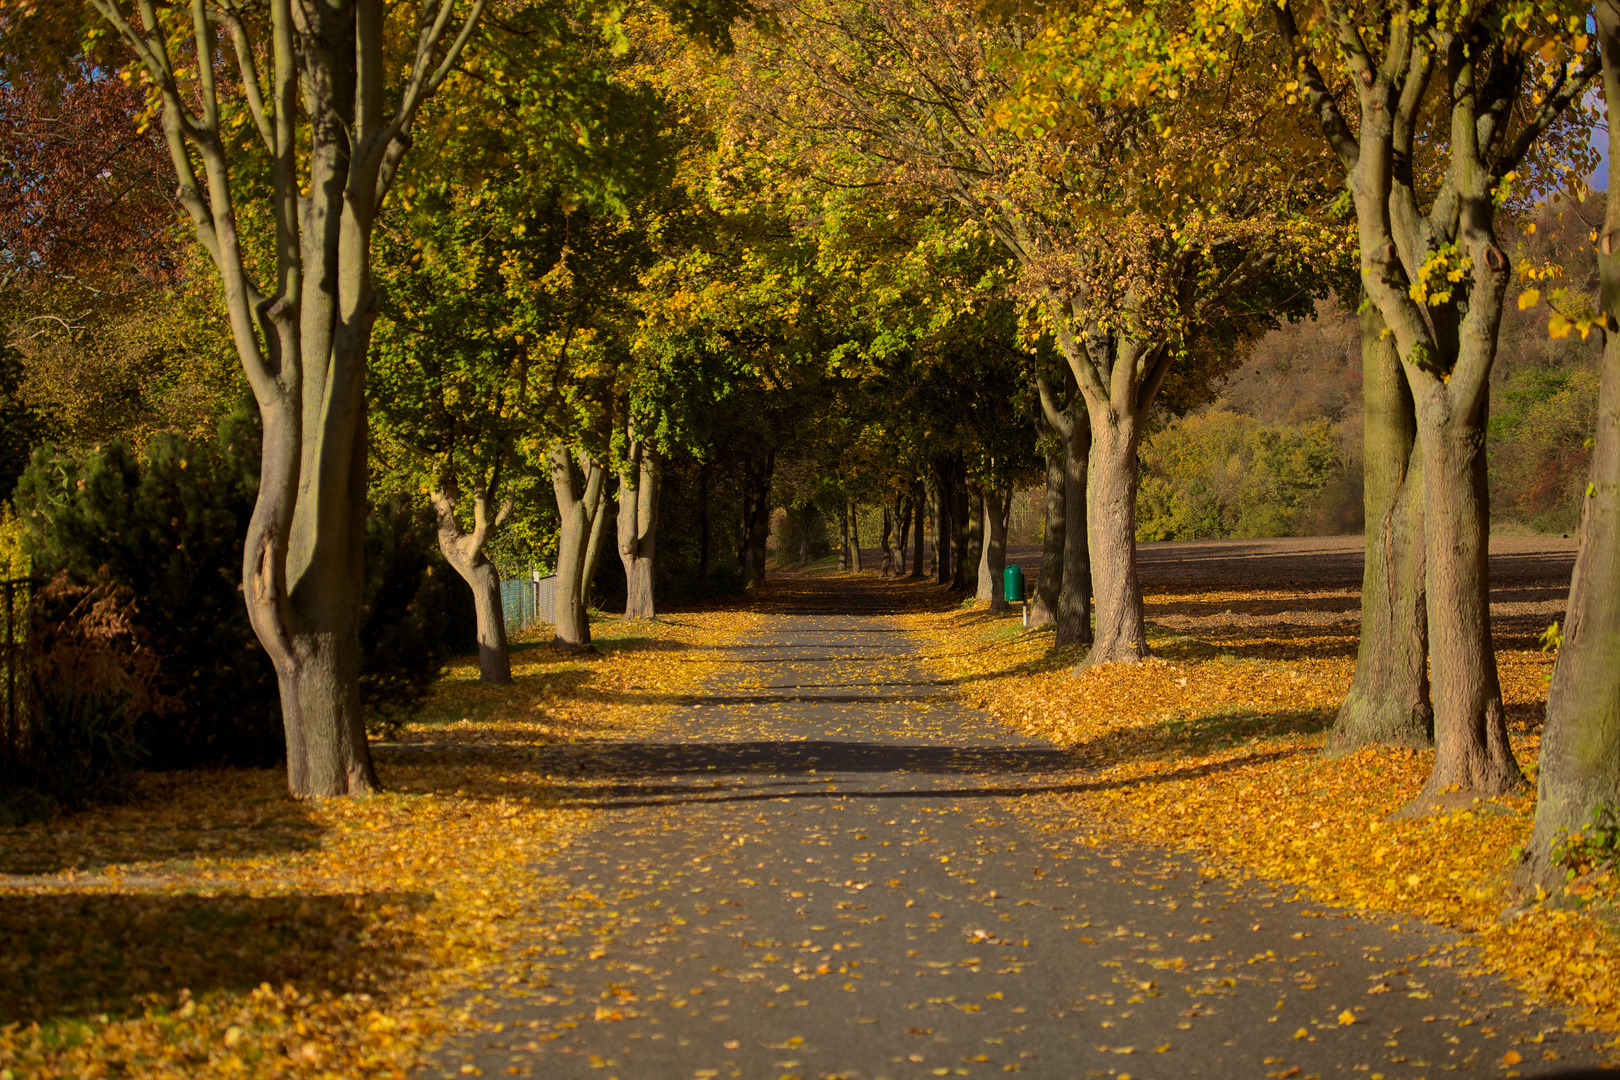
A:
[1,577,38,772]
[501,572,556,634]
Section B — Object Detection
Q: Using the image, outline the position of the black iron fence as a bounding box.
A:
[1,576,39,776]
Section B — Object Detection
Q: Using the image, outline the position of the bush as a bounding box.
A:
[1136,411,1343,541]
[1489,364,1599,534]
[0,574,170,818]
[14,406,475,765]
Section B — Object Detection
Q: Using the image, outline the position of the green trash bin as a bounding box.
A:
[1004,564,1024,603]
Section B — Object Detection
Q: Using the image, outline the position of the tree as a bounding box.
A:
[75,0,484,796]
[1275,0,1597,805]
[721,0,1333,665]
[1518,0,1620,889]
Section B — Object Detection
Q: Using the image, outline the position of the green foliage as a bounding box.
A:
[14,407,278,767]
[14,408,473,764]
[1550,801,1620,884]
[1136,411,1342,541]
[1488,363,1599,534]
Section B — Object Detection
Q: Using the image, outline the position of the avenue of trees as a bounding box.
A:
[1,0,1617,890]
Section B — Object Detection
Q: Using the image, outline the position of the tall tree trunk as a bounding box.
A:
[1037,378,1093,647]
[799,505,813,565]
[880,504,895,576]
[965,481,984,596]
[699,460,711,589]
[911,480,927,579]
[1059,403,1094,648]
[549,443,606,651]
[838,498,852,571]
[930,469,951,585]
[849,496,863,571]
[1521,0,1620,889]
[1406,391,1521,807]
[1328,299,1431,753]
[429,484,513,685]
[617,436,660,619]
[951,461,970,591]
[96,0,488,796]
[741,455,774,587]
[582,481,610,612]
[895,493,912,575]
[1029,439,1065,629]
[980,488,1010,612]
[1083,406,1149,666]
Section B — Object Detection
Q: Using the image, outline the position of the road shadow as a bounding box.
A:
[0,889,425,1025]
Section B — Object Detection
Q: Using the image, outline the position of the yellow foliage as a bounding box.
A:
[0,609,756,1077]
[903,587,1620,1034]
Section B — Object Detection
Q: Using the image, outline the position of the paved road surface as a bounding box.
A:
[428,578,1608,1080]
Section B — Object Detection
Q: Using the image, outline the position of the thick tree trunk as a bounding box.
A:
[930,470,951,585]
[1520,0,1620,889]
[965,482,984,596]
[849,497,863,571]
[911,480,927,578]
[1082,407,1149,667]
[245,400,378,798]
[981,488,1010,613]
[549,443,606,651]
[1406,393,1523,809]
[1029,449,1065,629]
[617,438,660,619]
[1057,406,1093,649]
[1329,300,1431,753]
[430,485,513,685]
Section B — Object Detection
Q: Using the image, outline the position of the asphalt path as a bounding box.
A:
[428,579,1610,1080]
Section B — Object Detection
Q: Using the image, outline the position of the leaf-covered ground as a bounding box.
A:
[0,608,759,1079]
[897,579,1620,1041]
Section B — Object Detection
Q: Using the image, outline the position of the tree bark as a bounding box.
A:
[429,484,513,685]
[1405,391,1522,807]
[92,0,485,796]
[1029,435,1065,629]
[930,469,951,585]
[740,455,774,587]
[910,479,927,578]
[549,442,606,651]
[699,461,711,589]
[951,462,970,592]
[582,480,610,612]
[617,436,659,619]
[838,498,852,571]
[1037,377,1093,648]
[965,481,984,596]
[849,496,863,571]
[1520,0,1620,889]
[1083,406,1149,666]
[1328,299,1431,753]
[981,487,1010,613]
[895,492,912,576]
[880,503,895,576]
